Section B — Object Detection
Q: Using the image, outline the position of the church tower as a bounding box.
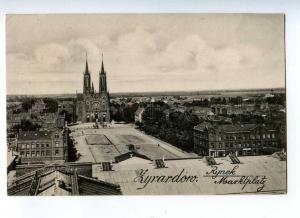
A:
[99,54,108,94]
[83,54,91,94]
[77,53,110,123]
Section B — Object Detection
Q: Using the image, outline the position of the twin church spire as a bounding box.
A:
[83,53,107,95]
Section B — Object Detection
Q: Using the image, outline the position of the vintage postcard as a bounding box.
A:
[6,14,286,195]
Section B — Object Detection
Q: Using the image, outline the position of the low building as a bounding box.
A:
[134,107,144,123]
[193,123,281,157]
[16,129,68,164]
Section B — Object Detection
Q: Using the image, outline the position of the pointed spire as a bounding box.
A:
[85,52,89,74]
[101,53,105,74]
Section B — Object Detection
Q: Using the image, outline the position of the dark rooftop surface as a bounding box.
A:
[18,131,55,141]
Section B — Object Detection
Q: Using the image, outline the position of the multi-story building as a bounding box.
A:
[193,123,281,157]
[76,54,110,123]
[16,129,68,164]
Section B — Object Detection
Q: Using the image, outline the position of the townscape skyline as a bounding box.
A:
[6,14,285,95]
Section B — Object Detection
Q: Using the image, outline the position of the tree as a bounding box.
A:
[21,98,36,112]
[43,98,58,113]
[13,119,41,132]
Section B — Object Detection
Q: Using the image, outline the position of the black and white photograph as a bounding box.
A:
[6,13,287,196]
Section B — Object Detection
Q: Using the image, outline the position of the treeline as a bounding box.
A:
[138,102,200,152]
[12,119,41,132]
[43,98,58,113]
[18,97,59,113]
[110,102,139,123]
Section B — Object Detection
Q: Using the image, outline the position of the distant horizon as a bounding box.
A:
[6,87,285,97]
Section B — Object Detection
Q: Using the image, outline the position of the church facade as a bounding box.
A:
[76,55,110,123]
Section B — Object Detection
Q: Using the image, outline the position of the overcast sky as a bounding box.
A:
[6,14,285,95]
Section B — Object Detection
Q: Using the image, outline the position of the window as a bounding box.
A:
[36,151,40,157]
[272,133,275,139]
[31,151,35,157]
[55,134,59,139]
[230,143,233,148]
[218,137,222,141]
[55,150,59,155]
[256,134,260,139]
[26,144,30,149]
[219,143,222,148]
[41,143,44,148]
[36,143,40,148]
[225,143,229,148]
[262,134,266,139]
[31,143,35,149]
[20,151,25,157]
[46,150,50,156]
[41,151,45,156]
[26,151,30,157]
[46,144,50,148]
[21,144,26,149]
[267,134,270,139]
[55,142,59,147]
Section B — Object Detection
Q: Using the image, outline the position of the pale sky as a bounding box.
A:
[6,14,285,95]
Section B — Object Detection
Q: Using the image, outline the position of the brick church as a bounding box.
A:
[76,54,110,123]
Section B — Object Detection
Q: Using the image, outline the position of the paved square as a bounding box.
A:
[69,123,195,163]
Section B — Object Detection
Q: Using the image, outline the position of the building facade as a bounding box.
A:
[76,55,110,123]
[16,129,68,164]
[193,123,281,157]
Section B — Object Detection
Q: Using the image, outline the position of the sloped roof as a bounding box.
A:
[193,122,212,131]
[194,123,275,133]
[18,131,54,141]
[115,151,151,163]
[135,107,144,115]
[78,175,122,195]
[217,124,258,132]
[8,165,122,196]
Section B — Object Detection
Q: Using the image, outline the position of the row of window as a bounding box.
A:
[211,133,276,141]
[209,141,278,149]
[18,141,61,149]
[20,149,60,157]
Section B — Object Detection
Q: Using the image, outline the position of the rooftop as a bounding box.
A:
[8,164,122,196]
[93,155,286,195]
[194,123,277,133]
[17,130,55,141]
